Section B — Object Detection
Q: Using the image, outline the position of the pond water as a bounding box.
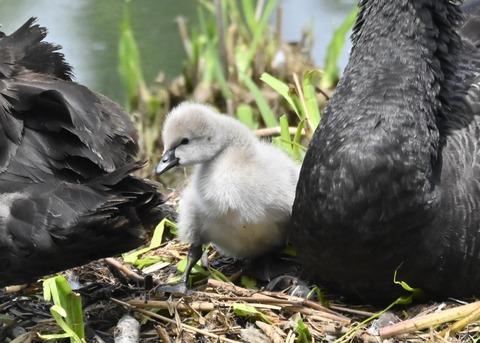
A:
[1,0,356,105]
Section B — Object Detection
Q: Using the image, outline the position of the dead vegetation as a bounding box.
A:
[2,241,480,342]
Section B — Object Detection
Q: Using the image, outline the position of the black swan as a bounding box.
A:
[291,0,480,303]
[0,18,167,287]
[154,102,299,292]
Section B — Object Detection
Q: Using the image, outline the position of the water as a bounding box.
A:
[0,0,356,105]
[277,0,355,72]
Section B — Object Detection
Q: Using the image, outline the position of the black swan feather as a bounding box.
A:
[292,0,480,303]
[0,18,167,287]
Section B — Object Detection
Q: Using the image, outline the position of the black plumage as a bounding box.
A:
[292,0,480,303]
[0,18,166,287]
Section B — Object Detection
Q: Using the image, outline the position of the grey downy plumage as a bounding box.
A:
[155,102,299,292]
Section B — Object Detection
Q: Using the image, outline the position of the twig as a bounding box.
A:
[208,279,350,324]
[275,6,282,46]
[285,329,296,343]
[128,299,216,312]
[293,72,314,138]
[3,285,27,293]
[317,321,348,336]
[155,325,171,343]
[131,298,283,314]
[104,258,145,284]
[112,298,241,343]
[176,16,191,58]
[257,290,351,320]
[379,300,480,338]
[255,320,284,343]
[139,307,241,342]
[283,305,350,324]
[254,126,305,137]
[329,304,376,317]
[316,86,331,101]
[219,296,303,306]
[440,301,480,337]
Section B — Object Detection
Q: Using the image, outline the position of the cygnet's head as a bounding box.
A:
[154,102,232,175]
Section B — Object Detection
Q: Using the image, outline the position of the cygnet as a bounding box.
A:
[154,102,299,291]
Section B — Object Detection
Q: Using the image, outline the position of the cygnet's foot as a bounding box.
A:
[153,243,204,296]
[153,282,190,296]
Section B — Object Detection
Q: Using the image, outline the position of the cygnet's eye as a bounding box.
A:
[180,138,190,145]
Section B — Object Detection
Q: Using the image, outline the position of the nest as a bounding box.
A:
[2,240,480,342]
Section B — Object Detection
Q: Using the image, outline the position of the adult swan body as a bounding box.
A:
[0,18,167,287]
[292,0,480,303]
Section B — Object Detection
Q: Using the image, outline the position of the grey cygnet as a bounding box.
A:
[155,102,299,292]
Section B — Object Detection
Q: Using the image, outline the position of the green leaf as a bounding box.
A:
[232,303,272,324]
[311,285,329,308]
[292,119,306,161]
[123,218,176,265]
[260,72,300,116]
[135,256,162,269]
[209,266,231,282]
[321,6,358,89]
[42,276,85,342]
[240,275,257,289]
[240,0,256,31]
[38,305,84,343]
[273,114,295,157]
[302,70,322,130]
[239,72,278,127]
[281,243,297,257]
[236,104,258,130]
[393,268,424,302]
[177,256,209,277]
[150,218,171,247]
[118,0,149,110]
[241,0,277,75]
[296,318,312,343]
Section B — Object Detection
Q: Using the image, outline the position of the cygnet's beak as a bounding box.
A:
[154,149,179,175]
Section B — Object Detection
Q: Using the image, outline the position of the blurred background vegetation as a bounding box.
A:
[1,0,357,178]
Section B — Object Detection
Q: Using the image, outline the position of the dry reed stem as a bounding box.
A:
[255,320,284,343]
[209,279,350,324]
[293,72,313,138]
[112,298,242,343]
[105,258,145,284]
[439,301,480,337]
[155,325,171,343]
[108,245,480,342]
[379,300,480,338]
[254,126,305,137]
[329,304,376,317]
[128,299,216,312]
[175,16,191,58]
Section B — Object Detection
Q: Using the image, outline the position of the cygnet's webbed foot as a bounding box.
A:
[153,281,190,295]
[153,243,203,295]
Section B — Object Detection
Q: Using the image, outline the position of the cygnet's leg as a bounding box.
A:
[178,242,204,288]
[154,242,203,295]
